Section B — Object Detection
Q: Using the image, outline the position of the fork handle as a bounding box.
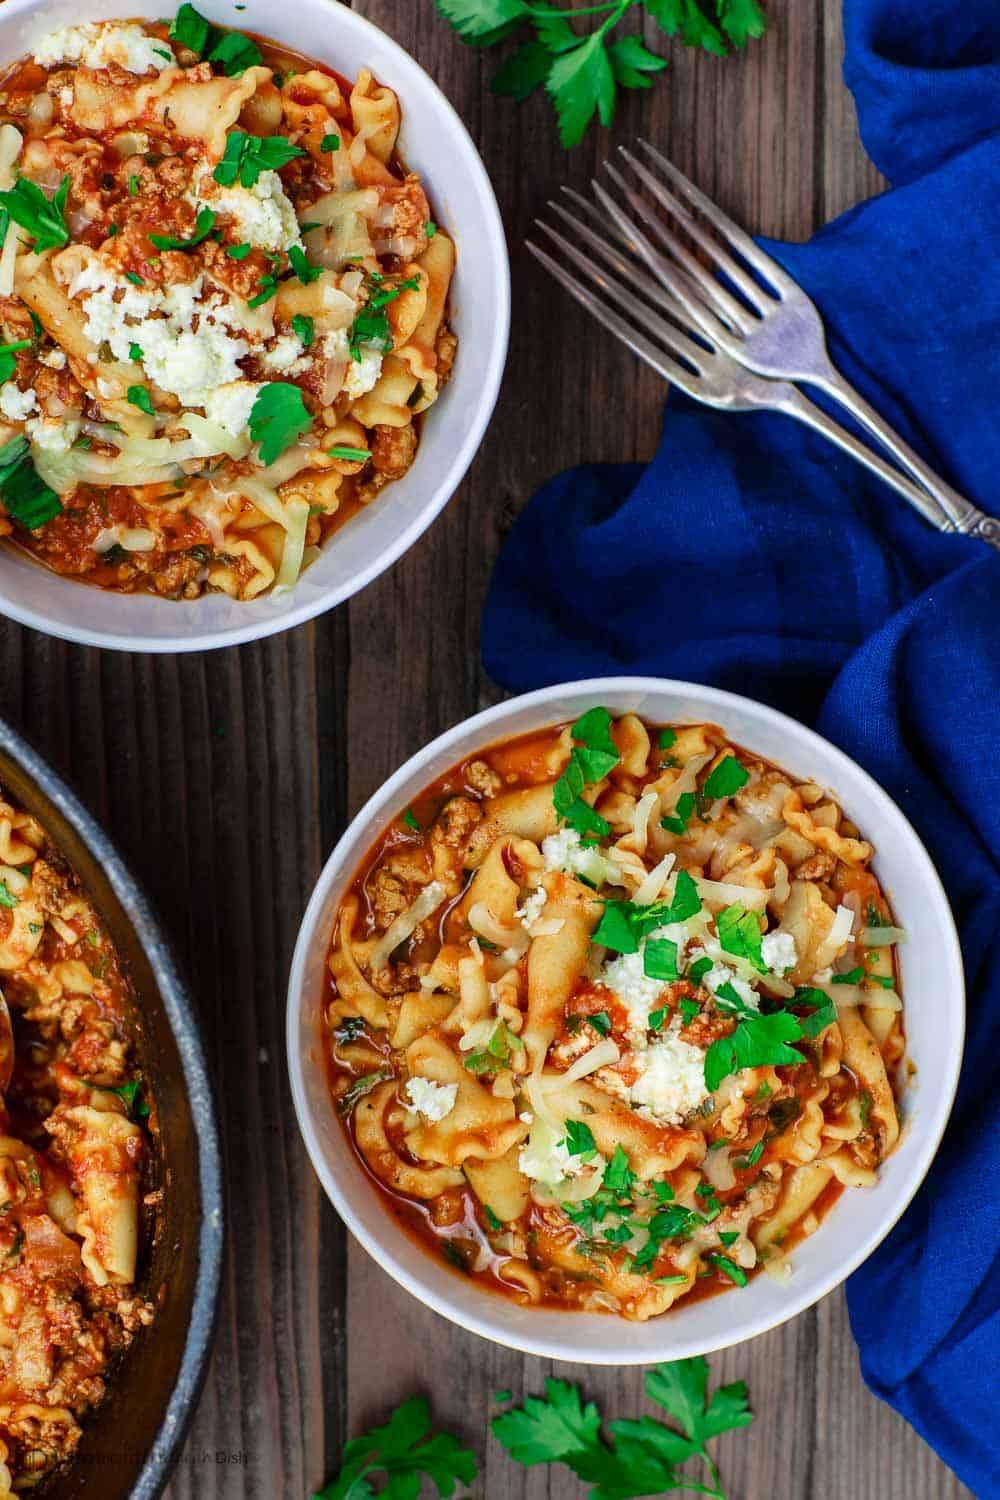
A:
[811,368,1000,547]
[768,383,996,540]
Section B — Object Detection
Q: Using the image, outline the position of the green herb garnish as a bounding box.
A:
[127,386,155,416]
[436,0,765,146]
[320,133,340,152]
[213,131,306,189]
[291,312,314,347]
[702,754,749,801]
[0,175,70,252]
[248,382,312,465]
[149,206,216,251]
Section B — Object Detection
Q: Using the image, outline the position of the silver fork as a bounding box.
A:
[527,199,965,535]
[598,141,999,549]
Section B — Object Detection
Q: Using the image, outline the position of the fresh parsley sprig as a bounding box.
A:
[0,174,70,253]
[248,382,313,465]
[553,706,620,838]
[492,1356,753,1498]
[170,3,264,76]
[314,1394,478,1499]
[213,131,306,190]
[436,0,766,146]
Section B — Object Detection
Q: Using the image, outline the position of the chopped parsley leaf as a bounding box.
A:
[320,133,340,152]
[291,312,314,347]
[563,1119,598,1161]
[288,244,321,285]
[128,343,143,361]
[213,131,306,189]
[327,446,371,463]
[127,385,155,416]
[149,205,216,251]
[0,880,17,909]
[248,382,312,465]
[588,1009,611,1035]
[702,754,749,801]
[0,175,70,252]
[225,241,252,259]
[402,808,420,831]
[0,435,61,528]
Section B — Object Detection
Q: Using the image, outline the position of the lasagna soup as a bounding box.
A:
[324,709,906,1320]
[0,9,456,598]
[0,788,152,1490]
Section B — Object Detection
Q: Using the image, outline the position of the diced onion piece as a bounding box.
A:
[830,984,903,1012]
[633,852,675,907]
[368,880,444,971]
[702,1145,736,1192]
[660,752,713,815]
[860,926,906,946]
[814,904,855,970]
[458,1017,497,1053]
[0,215,18,298]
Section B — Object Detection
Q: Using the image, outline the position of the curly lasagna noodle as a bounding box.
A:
[324,709,906,1319]
[0,8,456,598]
[0,788,152,1491]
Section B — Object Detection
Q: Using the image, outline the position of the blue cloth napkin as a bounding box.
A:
[480,1,1000,1492]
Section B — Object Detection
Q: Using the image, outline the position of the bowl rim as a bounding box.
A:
[0,0,511,653]
[287,674,966,1363]
[0,713,225,1493]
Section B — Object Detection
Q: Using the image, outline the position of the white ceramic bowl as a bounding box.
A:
[0,0,509,652]
[288,677,965,1363]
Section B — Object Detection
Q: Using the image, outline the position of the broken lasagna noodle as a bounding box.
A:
[324,711,906,1320]
[0,787,152,1493]
[0,13,456,598]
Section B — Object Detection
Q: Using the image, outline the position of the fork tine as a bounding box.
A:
[618,145,769,318]
[547,200,699,328]
[636,139,799,296]
[591,175,742,349]
[535,217,714,370]
[601,162,750,334]
[559,185,641,258]
[525,240,701,396]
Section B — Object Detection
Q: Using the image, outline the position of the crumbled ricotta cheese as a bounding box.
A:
[39,349,67,370]
[627,1019,709,1124]
[34,23,176,74]
[343,347,383,400]
[542,829,585,873]
[517,887,548,930]
[692,951,760,1012]
[518,1126,587,1188]
[194,169,303,254]
[600,948,669,1034]
[404,1076,457,1123]
[261,334,308,374]
[26,417,80,453]
[0,384,37,421]
[761,931,797,974]
[202,381,262,438]
[68,262,251,408]
[598,924,687,1034]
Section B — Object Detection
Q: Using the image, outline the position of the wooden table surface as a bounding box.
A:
[0,2,974,1497]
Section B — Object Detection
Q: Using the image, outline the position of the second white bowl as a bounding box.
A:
[287,677,964,1363]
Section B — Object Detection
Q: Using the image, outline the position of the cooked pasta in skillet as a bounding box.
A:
[0,9,455,598]
[324,709,906,1320]
[0,785,153,1492]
